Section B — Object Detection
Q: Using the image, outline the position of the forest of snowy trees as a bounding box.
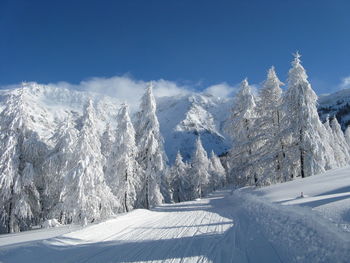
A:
[225,53,350,186]
[1,53,350,233]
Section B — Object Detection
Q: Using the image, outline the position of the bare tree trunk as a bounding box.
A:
[145,175,149,209]
[300,129,305,178]
[124,171,129,212]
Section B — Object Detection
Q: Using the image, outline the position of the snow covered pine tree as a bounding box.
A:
[225,79,257,186]
[0,91,44,233]
[42,117,78,221]
[253,67,285,185]
[106,103,142,212]
[59,99,117,224]
[345,126,350,147]
[281,52,335,179]
[329,117,350,166]
[190,137,211,199]
[135,83,166,209]
[208,150,226,190]
[101,122,114,174]
[169,151,191,202]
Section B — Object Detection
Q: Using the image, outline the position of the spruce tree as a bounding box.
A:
[281,53,331,179]
[254,67,285,185]
[42,118,78,220]
[322,117,338,170]
[190,137,210,198]
[0,92,42,233]
[135,83,166,209]
[329,117,350,166]
[345,126,350,147]
[225,79,257,186]
[106,104,142,212]
[209,150,226,190]
[60,99,117,224]
[101,123,114,174]
[169,151,190,202]
[101,123,114,158]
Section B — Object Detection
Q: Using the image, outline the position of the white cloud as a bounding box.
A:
[2,75,259,110]
[47,76,259,110]
[203,83,236,98]
[340,76,350,89]
[152,79,193,98]
[48,75,192,110]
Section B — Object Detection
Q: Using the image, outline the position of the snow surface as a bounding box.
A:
[250,166,350,233]
[1,167,349,262]
[41,219,62,229]
[253,166,350,203]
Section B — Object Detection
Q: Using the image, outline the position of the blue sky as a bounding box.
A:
[1,0,350,95]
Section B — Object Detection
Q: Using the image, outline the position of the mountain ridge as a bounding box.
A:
[0,83,349,163]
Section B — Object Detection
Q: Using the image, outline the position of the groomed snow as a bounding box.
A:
[252,166,350,203]
[249,166,350,234]
[1,168,349,262]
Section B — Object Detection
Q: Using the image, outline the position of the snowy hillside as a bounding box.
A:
[318,88,350,130]
[1,167,349,263]
[0,83,231,163]
[251,166,350,232]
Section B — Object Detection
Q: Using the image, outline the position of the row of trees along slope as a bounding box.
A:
[225,53,350,186]
[0,84,225,233]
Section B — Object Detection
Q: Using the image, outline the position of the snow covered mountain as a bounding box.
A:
[157,94,231,162]
[0,83,349,164]
[0,83,232,163]
[0,83,119,144]
[318,88,350,130]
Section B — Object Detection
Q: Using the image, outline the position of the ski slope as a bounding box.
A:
[1,168,350,263]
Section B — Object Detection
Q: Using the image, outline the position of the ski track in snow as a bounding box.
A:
[0,189,349,263]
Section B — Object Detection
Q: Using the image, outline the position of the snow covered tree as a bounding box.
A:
[0,92,42,233]
[41,118,78,220]
[322,117,338,170]
[209,151,226,190]
[101,122,114,175]
[281,53,331,179]
[106,104,142,212]
[59,99,118,224]
[329,117,350,166]
[169,151,191,203]
[225,78,257,186]
[101,123,114,160]
[161,166,173,203]
[254,67,285,185]
[190,137,210,198]
[345,126,350,147]
[135,83,167,209]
